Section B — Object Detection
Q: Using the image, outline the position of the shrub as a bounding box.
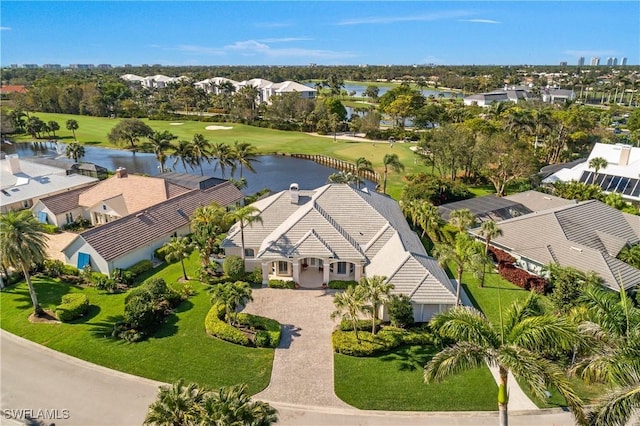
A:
[246,268,263,285]
[143,278,181,307]
[179,284,196,298]
[254,330,270,348]
[488,246,516,265]
[205,304,250,346]
[55,293,89,322]
[124,290,162,332]
[41,223,59,234]
[328,280,358,290]
[332,327,433,356]
[237,313,281,348]
[387,294,414,328]
[93,275,118,293]
[401,174,472,206]
[223,255,245,281]
[111,268,135,286]
[127,259,153,276]
[43,259,65,278]
[339,319,382,331]
[268,279,296,289]
[497,263,548,294]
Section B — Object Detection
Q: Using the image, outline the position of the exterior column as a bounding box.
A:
[292,261,300,284]
[261,262,270,286]
[354,262,362,282]
[323,259,330,284]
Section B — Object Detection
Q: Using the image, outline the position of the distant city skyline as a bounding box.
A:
[1,1,638,66]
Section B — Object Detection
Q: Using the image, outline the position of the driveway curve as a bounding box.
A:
[242,288,351,408]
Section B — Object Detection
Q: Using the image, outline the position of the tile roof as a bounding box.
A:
[71,182,243,262]
[470,200,640,291]
[36,183,98,214]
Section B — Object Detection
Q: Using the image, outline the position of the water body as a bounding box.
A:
[2,142,374,195]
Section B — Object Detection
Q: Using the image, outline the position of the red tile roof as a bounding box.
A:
[0,85,28,94]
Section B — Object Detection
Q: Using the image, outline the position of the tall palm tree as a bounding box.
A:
[172,140,194,173]
[65,141,85,163]
[65,119,79,140]
[414,201,444,242]
[425,294,586,426]
[588,157,608,184]
[143,379,207,426]
[210,142,234,178]
[0,211,48,316]
[145,130,177,173]
[359,275,393,334]
[190,133,212,176]
[191,203,230,266]
[531,108,553,150]
[231,141,259,178]
[210,281,253,325]
[162,237,194,281]
[479,220,503,256]
[331,284,368,343]
[382,153,404,194]
[225,206,263,261]
[433,233,484,305]
[200,384,278,425]
[448,208,476,233]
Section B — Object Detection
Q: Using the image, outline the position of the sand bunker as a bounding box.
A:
[169,122,184,126]
[205,125,233,130]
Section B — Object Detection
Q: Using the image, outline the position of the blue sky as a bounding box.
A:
[1,1,638,66]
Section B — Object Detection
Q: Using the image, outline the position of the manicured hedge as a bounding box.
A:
[488,246,516,265]
[127,259,154,276]
[328,280,358,290]
[205,304,250,346]
[339,319,382,331]
[332,327,434,357]
[55,294,89,322]
[237,313,282,348]
[268,279,296,289]
[204,305,282,348]
[497,263,548,294]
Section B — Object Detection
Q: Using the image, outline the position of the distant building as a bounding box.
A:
[463,86,534,107]
[621,57,628,66]
[69,64,94,69]
[607,57,614,66]
[42,64,62,69]
[96,64,112,69]
[590,57,601,66]
[578,57,585,66]
[21,64,39,69]
[559,61,568,66]
[613,58,619,66]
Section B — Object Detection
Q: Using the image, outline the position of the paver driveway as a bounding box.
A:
[242,288,351,408]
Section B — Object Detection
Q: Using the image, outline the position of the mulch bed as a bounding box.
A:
[28,309,60,324]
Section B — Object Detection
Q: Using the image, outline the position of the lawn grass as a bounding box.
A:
[15,112,423,199]
[334,345,497,411]
[0,253,274,395]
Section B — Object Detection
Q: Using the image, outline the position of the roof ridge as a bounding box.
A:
[313,200,365,257]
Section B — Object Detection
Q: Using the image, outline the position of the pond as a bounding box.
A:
[1,142,375,195]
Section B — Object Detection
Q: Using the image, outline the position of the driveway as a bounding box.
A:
[242,288,351,408]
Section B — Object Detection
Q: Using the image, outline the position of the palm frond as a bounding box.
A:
[588,371,640,426]
[431,306,500,348]
[509,315,580,352]
[424,341,488,383]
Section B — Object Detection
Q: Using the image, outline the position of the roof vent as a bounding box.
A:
[289,183,299,204]
[570,246,583,253]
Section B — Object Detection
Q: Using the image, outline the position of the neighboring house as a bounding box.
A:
[222,184,458,322]
[463,87,533,107]
[469,199,640,291]
[31,184,97,227]
[194,77,239,94]
[28,157,109,180]
[437,190,573,223]
[0,154,98,213]
[62,181,244,275]
[540,88,576,103]
[120,74,187,89]
[157,172,226,190]
[262,81,317,103]
[543,143,640,202]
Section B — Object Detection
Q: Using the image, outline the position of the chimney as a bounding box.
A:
[289,183,299,204]
[115,167,128,178]
[619,145,631,166]
[7,154,21,175]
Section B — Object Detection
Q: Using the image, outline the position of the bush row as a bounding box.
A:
[328,280,358,290]
[205,304,250,346]
[268,279,296,289]
[236,313,282,348]
[339,318,382,331]
[127,259,154,276]
[332,326,434,357]
[55,293,89,322]
[497,263,548,294]
[488,246,516,265]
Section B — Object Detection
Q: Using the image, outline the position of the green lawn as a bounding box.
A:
[335,345,497,411]
[0,253,274,395]
[15,112,426,199]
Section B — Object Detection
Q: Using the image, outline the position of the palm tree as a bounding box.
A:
[200,383,278,425]
[331,284,368,343]
[479,220,503,256]
[359,275,393,334]
[413,201,444,242]
[190,133,212,176]
[65,141,85,163]
[531,108,553,150]
[145,130,177,173]
[425,294,586,426]
[0,211,48,316]
[191,203,230,266]
[448,208,476,233]
[210,281,253,325]
[143,379,206,426]
[65,119,79,140]
[588,157,608,184]
[172,140,194,172]
[224,206,263,261]
[210,142,234,178]
[382,153,404,194]
[162,237,194,281]
[433,233,484,305]
[231,141,259,178]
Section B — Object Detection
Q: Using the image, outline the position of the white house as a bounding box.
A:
[463,88,533,107]
[194,77,239,94]
[222,184,458,322]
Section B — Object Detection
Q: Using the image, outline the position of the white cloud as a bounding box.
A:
[0,27,11,31]
[459,19,501,24]
[336,10,472,25]
[171,40,356,60]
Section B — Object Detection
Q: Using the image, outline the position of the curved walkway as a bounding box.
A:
[243,288,351,408]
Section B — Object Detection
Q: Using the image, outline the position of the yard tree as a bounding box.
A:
[478,220,503,287]
[224,205,263,261]
[433,233,484,305]
[199,384,277,425]
[425,294,586,426]
[47,120,60,137]
[382,153,404,194]
[413,201,444,242]
[231,141,259,178]
[65,119,79,140]
[162,236,194,281]
[210,281,253,326]
[480,133,537,197]
[448,208,476,233]
[107,118,153,152]
[360,275,393,334]
[191,203,230,266]
[65,141,85,163]
[210,142,234,178]
[190,133,212,176]
[331,284,368,343]
[145,130,177,173]
[588,157,608,184]
[172,140,194,172]
[144,379,206,426]
[0,210,48,317]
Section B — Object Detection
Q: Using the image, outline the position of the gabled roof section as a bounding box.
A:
[35,183,98,214]
[70,182,243,262]
[288,229,335,258]
[389,254,457,305]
